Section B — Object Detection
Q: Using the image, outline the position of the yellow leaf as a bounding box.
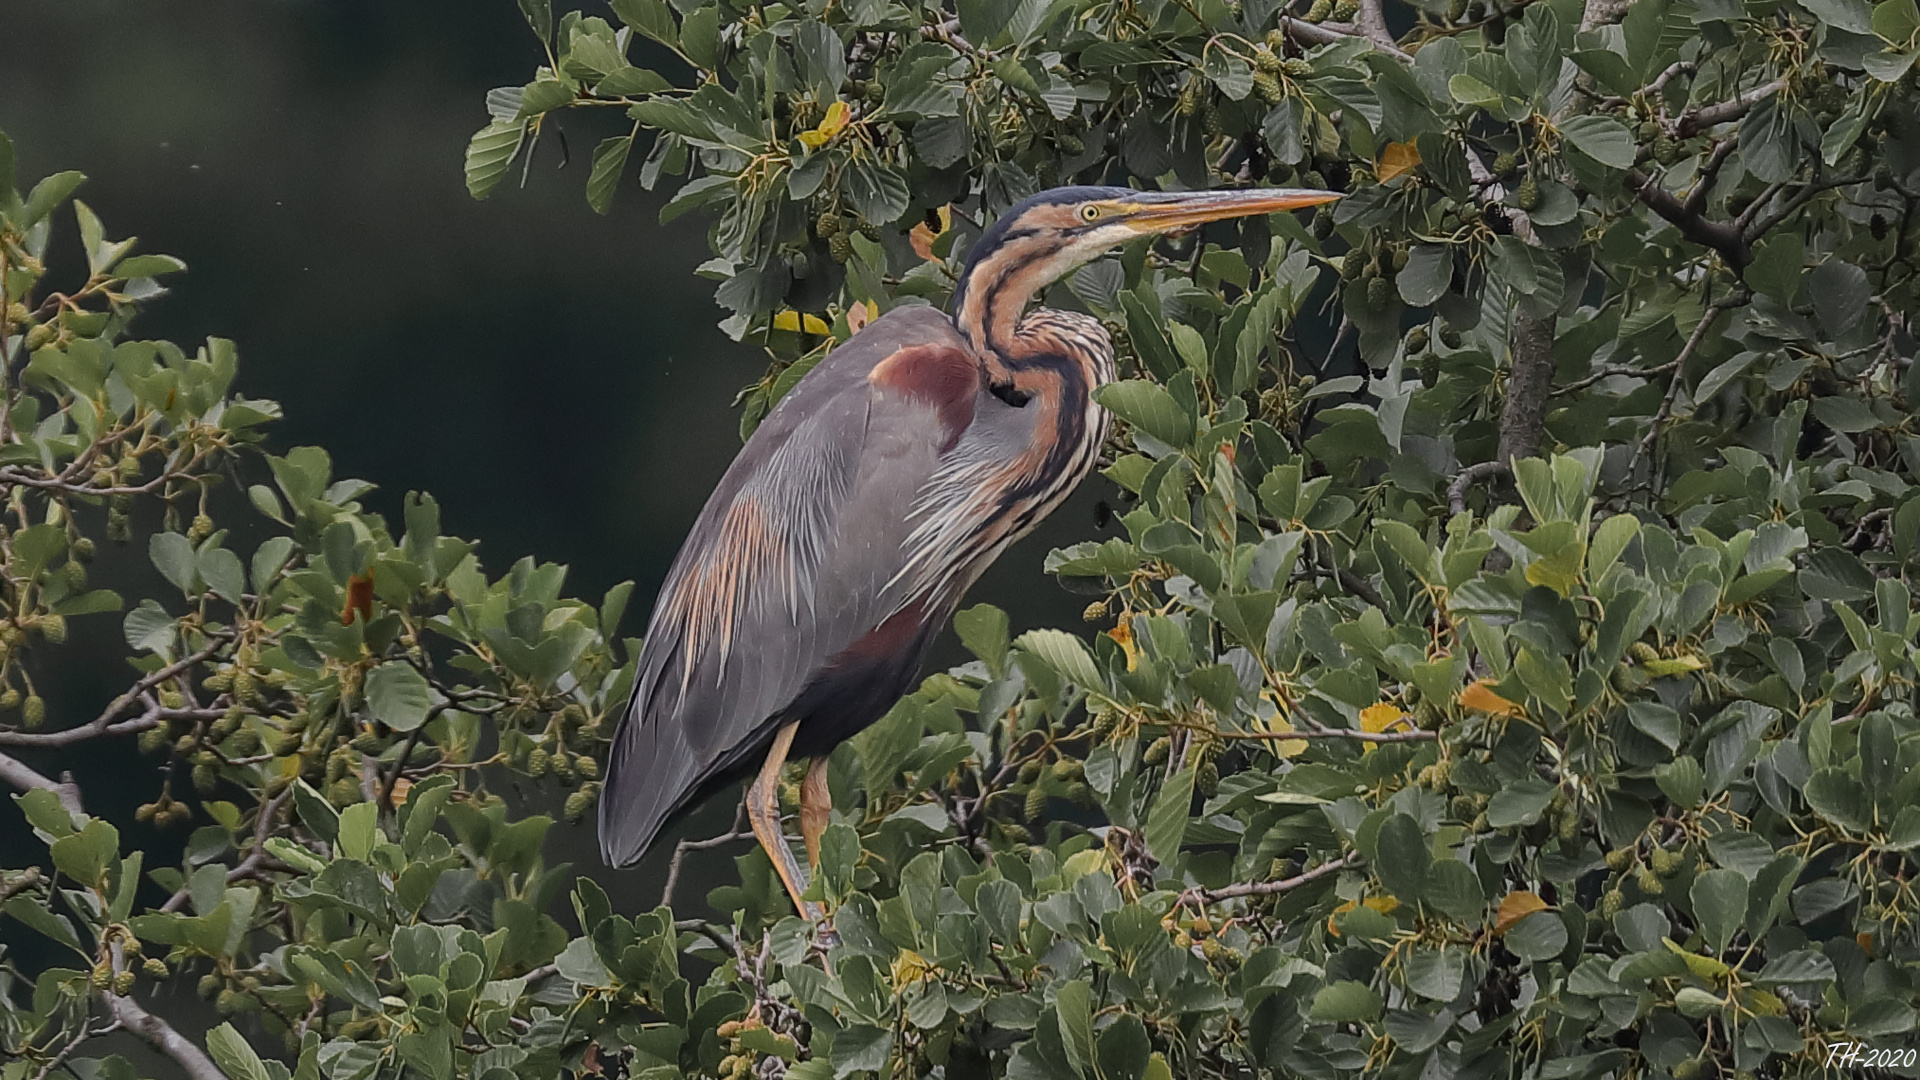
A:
[1745,989,1787,1017]
[1664,939,1731,979]
[1642,654,1708,677]
[1357,702,1410,753]
[1457,680,1525,718]
[799,100,851,148]
[1376,140,1422,182]
[1261,710,1308,758]
[1061,848,1109,882]
[909,205,952,262]
[1494,890,1549,934]
[1327,895,1400,936]
[772,311,830,335]
[1524,544,1584,596]
[891,949,933,987]
[1107,621,1139,672]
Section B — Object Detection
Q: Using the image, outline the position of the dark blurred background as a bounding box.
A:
[0,0,1103,918]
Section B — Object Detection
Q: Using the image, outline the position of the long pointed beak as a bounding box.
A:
[1121,187,1342,233]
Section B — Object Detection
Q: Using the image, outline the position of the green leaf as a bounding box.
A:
[1423,859,1486,921]
[338,801,380,862]
[1055,979,1094,1075]
[1448,74,1502,106]
[366,661,434,732]
[1095,379,1193,447]
[1374,814,1430,902]
[1397,244,1451,307]
[1872,0,1920,43]
[1587,513,1639,581]
[1015,629,1104,690]
[50,818,119,888]
[15,788,78,837]
[587,134,634,215]
[1143,768,1196,865]
[1505,911,1568,961]
[1803,768,1873,832]
[1654,755,1705,809]
[208,1023,273,1080]
[1487,778,1556,828]
[199,546,246,604]
[1310,980,1384,1022]
[1559,115,1636,168]
[465,120,527,200]
[1690,869,1749,954]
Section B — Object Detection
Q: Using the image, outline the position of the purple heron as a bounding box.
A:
[600,185,1340,918]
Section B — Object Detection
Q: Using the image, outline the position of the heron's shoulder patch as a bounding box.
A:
[868,344,979,448]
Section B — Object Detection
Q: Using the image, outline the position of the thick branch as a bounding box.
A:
[1279,15,1411,60]
[1675,78,1786,138]
[1182,850,1364,905]
[1448,461,1512,515]
[0,748,85,820]
[1625,169,1751,269]
[1353,0,1399,53]
[1498,309,1557,464]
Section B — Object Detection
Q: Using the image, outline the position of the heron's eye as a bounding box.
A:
[1079,204,1102,222]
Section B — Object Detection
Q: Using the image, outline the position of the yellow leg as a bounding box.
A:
[746,722,823,922]
[800,756,832,869]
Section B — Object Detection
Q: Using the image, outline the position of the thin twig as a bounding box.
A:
[1182,850,1364,906]
[31,1019,121,1080]
[662,814,753,908]
[103,940,229,1080]
[160,788,292,913]
[378,727,427,811]
[0,639,229,748]
[1633,290,1748,468]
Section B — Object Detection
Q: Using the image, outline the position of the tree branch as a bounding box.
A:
[1674,77,1786,139]
[1278,15,1411,60]
[1625,168,1752,269]
[1498,309,1557,463]
[104,941,230,1080]
[1352,0,1399,53]
[1632,290,1748,467]
[0,748,85,820]
[1448,460,1512,515]
[0,638,229,748]
[1182,850,1364,906]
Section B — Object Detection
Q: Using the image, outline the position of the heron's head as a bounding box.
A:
[952,185,1342,343]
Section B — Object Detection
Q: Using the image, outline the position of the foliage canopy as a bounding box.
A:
[6,0,1920,1076]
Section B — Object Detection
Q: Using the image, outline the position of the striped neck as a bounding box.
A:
[950,234,1083,382]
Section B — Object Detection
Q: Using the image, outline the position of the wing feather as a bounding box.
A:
[600,306,979,866]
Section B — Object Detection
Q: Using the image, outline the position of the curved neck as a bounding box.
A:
[950,235,1075,382]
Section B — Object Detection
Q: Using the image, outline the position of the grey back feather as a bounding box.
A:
[599,306,977,867]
